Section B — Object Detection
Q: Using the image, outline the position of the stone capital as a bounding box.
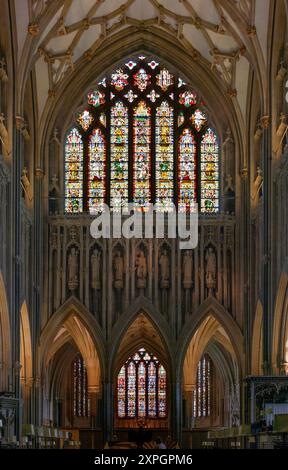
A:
[240,167,248,180]
[260,115,270,130]
[35,167,44,179]
[15,116,25,130]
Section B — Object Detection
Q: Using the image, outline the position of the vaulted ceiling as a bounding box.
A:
[14,0,273,122]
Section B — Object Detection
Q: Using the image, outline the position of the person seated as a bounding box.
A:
[155,437,166,449]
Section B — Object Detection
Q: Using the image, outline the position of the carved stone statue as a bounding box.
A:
[136,249,147,289]
[114,250,124,289]
[21,167,33,202]
[68,247,79,291]
[91,249,101,290]
[182,251,193,289]
[225,174,234,192]
[205,247,217,290]
[159,249,170,289]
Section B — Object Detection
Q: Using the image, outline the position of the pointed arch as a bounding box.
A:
[272,272,288,372]
[39,297,105,390]
[0,271,11,391]
[177,297,244,382]
[182,314,238,391]
[20,301,33,384]
[251,300,263,375]
[108,296,175,379]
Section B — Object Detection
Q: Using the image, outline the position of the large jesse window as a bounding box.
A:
[64,56,219,214]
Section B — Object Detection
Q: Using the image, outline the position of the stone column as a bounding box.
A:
[103,381,113,444]
[88,385,101,448]
[261,116,272,374]
[240,167,251,375]
[12,116,24,440]
[33,167,44,429]
[171,381,182,444]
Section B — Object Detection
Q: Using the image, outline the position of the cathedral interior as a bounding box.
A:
[0,0,288,450]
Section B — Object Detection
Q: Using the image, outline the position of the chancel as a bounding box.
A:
[0,0,288,451]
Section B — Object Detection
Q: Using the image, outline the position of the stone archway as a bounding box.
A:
[111,310,172,436]
[39,297,105,427]
[178,299,243,440]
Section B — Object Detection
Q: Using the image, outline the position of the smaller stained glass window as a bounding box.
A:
[133,101,151,208]
[156,68,174,91]
[134,68,151,91]
[117,348,167,419]
[111,69,129,91]
[179,91,197,107]
[148,60,159,70]
[178,129,196,210]
[124,90,138,103]
[191,109,207,131]
[147,90,160,103]
[65,128,83,213]
[87,90,105,107]
[88,128,106,213]
[201,128,219,213]
[77,110,94,131]
[72,354,89,418]
[126,60,137,70]
[193,355,212,418]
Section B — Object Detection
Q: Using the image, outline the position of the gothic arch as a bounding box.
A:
[39,296,105,390]
[251,300,263,376]
[177,297,244,384]
[40,28,245,181]
[108,296,175,380]
[20,301,33,384]
[272,272,288,372]
[0,271,11,390]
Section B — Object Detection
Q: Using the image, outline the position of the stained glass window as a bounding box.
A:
[117,348,167,419]
[201,129,219,213]
[179,129,196,211]
[133,101,151,208]
[117,366,126,418]
[179,91,197,107]
[87,90,105,107]
[72,354,89,418]
[191,109,207,131]
[134,68,151,91]
[88,128,106,213]
[64,56,220,214]
[77,110,94,131]
[111,69,129,91]
[111,102,129,210]
[65,128,83,213]
[155,101,174,210]
[193,355,212,418]
[156,68,173,91]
